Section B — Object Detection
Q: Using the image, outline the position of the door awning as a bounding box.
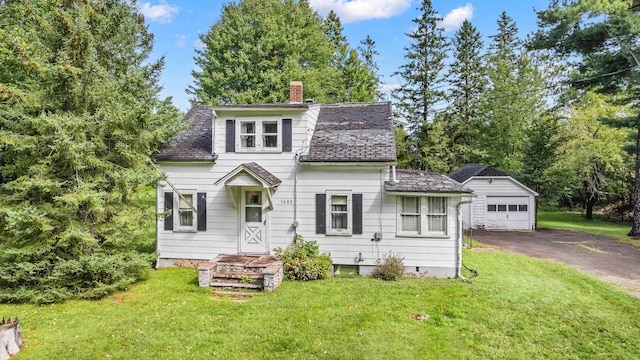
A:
[214,162,282,209]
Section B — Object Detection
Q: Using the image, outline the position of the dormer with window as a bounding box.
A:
[236,117,282,152]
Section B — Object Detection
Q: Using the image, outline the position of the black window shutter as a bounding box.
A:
[226,119,235,152]
[164,191,173,231]
[315,194,326,234]
[197,192,207,231]
[353,193,363,234]
[282,119,292,152]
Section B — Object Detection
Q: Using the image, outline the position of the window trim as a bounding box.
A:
[396,196,448,237]
[174,190,197,232]
[326,191,352,235]
[235,117,282,153]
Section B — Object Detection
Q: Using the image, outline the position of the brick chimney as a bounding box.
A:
[289,81,303,103]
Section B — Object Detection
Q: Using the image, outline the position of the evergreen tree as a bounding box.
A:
[477,12,546,174]
[358,35,383,101]
[321,12,380,103]
[445,20,486,168]
[391,0,449,169]
[321,9,349,101]
[531,0,640,234]
[0,0,182,303]
[189,0,377,105]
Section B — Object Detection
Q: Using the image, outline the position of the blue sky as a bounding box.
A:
[141,0,550,111]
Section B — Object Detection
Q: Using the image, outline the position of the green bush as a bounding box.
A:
[375,253,405,281]
[274,235,332,281]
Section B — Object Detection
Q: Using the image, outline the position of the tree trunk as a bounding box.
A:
[585,197,596,220]
[0,317,22,360]
[629,112,640,238]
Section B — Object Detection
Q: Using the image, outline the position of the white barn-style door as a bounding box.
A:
[239,189,268,254]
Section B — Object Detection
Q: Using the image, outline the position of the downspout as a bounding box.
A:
[293,145,308,237]
[294,153,299,236]
[455,198,473,279]
[155,186,159,268]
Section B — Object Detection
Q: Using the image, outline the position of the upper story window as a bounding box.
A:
[236,118,281,152]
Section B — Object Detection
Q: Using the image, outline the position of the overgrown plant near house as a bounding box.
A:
[375,253,405,281]
[274,235,332,281]
[0,1,182,304]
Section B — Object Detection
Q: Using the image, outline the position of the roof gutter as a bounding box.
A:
[298,161,396,166]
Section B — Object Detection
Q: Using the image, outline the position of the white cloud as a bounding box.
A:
[380,83,400,93]
[175,34,188,47]
[309,0,411,24]
[439,3,473,32]
[140,1,179,23]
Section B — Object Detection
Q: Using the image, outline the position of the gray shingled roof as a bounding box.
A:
[385,169,473,193]
[215,162,282,187]
[154,105,215,162]
[242,162,282,187]
[447,164,508,183]
[299,102,396,163]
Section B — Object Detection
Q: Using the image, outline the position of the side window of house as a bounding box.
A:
[329,193,350,234]
[315,192,362,235]
[426,197,447,235]
[400,196,420,233]
[177,194,195,229]
[397,196,447,236]
[164,191,207,232]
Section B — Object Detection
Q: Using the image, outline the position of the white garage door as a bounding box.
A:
[485,196,531,230]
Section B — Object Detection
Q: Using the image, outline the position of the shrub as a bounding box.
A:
[274,235,332,281]
[375,253,405,281]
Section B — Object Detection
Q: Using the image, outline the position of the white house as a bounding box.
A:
[154,82,473,278]
[448,164,538,231]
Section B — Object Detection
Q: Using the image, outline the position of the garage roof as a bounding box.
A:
[448,164,508,183]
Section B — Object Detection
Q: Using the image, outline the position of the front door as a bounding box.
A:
[239,189,268,254]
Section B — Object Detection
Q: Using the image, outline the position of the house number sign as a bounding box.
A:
[280,199,293,204]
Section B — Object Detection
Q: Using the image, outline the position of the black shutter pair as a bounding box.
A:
[164,191,206,231]
[226,119,292,152]
[315,193,363,234]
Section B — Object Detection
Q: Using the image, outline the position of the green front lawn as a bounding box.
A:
[2,250,639,359]
[538,210,640,246]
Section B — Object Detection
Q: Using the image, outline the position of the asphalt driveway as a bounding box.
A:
[469,228,640,297]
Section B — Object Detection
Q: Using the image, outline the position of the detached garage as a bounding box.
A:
[448,164,538,231]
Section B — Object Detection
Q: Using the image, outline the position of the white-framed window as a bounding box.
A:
[397,196,448,236]
[175,191,197,231]
[426,197,447,235]
[236,118,281,152]
[326,191,352,235]
[400,196,420,233]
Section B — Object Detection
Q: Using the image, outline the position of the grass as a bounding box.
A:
[538,210,640,247]
[2,250,640,359]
